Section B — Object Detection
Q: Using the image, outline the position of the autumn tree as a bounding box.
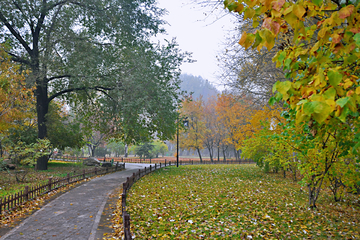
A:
[0,0,187,169]
[180,97,207,162]
[202,98,218,161]
[215,93,256,160]
[0,44,35,156]
[225,0,360,207]
[224,0,360,125]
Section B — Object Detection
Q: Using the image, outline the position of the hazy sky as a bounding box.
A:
[155,0,235,89]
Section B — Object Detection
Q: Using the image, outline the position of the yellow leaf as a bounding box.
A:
[293,4,306,19]
[284,12,298,29]
[271,9,282,18]
[283,5,293,15]
[239,33,256,50]
[310,41,321,53]
[245,0,259,8]
[335,105,341,117]
[244,8,256,19]
[235,3,244,12]
[325,99,336,110]
[318,27,328,39]
[259,29,275,50]
[239,32,248,46]
[343,79,353,89]
[355,86,360,95]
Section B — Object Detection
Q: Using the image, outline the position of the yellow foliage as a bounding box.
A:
[0,44,35,134]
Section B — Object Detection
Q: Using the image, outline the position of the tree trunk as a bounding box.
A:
[92,146,96,157]
[87,144,96,157]
[217,145,220,161]
[222,148,226,162]
[196,148,203,162]
[308,177,324,208]
[207,146,213,162]
[124,144,128,157]
[35,79,50,170]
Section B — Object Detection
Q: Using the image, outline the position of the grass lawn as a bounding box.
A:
[0,160,95,198]
[111,164,360,239]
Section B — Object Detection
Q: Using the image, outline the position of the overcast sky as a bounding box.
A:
[155,0,235,90]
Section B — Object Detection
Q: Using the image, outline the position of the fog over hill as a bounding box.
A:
[180,74,219,102]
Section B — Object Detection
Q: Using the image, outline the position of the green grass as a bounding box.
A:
[0,160,94,198]
[123,164,359,239]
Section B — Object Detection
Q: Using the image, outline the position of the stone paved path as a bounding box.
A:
[0,163,154,240]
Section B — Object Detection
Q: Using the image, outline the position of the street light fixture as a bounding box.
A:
[176,117,188,167]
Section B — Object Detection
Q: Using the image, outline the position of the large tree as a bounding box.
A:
[0,0,186,169]
[224,0,360,207]
[180,97,206,162]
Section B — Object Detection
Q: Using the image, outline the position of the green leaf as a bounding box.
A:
[272,81,279,93]
[338,106,350,122]
[336,97,349,108]
[284,59,292,70]
[227,2,239,11]
[303,101,332,123]
[277,51,286,62]
[303,102,318,115]
[269,97,277,105]
[328,70,343,87]
[354,33,360,46]
[313,102,332,123]
[312,0,322,7]
[252,32,262,49]
[323,87,336,100]
[275,92,283,101]
[276,81,292,95]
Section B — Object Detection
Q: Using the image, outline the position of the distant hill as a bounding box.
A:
[180,74,219,102]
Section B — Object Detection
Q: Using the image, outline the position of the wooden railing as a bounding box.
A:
[52,156,254,165]
[0,162,125,215]
[120,159,254,239]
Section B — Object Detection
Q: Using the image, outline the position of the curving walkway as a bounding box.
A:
[0,163,155,240]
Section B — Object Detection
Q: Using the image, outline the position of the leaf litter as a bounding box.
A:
[108,165,359,239]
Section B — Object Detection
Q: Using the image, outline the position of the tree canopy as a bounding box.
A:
[0,0,188,169]
[224,0,360,125]
[224,0,360,207]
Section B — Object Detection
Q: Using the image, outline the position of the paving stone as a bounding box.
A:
[0,163,155,240]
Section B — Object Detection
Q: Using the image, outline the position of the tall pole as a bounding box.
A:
[176,122,179,167]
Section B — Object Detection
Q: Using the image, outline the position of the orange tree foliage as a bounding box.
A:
[202,98,218,161]
[0,44,35,135]
[215,93,281,151]
[215,93,247,152]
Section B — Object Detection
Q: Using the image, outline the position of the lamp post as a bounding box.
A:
[176,124,179,167]
[176,117,188,168]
